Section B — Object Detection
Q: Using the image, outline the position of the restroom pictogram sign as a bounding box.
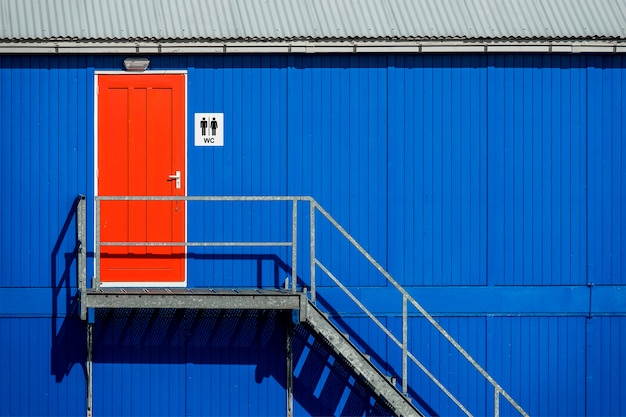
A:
[195,113,224,146]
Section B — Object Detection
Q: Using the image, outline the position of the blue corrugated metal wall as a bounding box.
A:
[387,55,488,286]
[486,55,588,286]
[0,54,625,416]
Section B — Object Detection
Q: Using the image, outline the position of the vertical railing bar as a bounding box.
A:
[310,201,316,303]
[94,198,101,290]
[291,198,297,292]
[77,196,87,320]
[86,323,93,417]
[286,323,294,417]
[402,294,408,395]
[499,388,529,417]
[494,387,500,417]
[77,196,86,288]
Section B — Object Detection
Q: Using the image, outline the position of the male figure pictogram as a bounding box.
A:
[200,117,208,136]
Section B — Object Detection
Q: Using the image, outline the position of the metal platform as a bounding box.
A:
[81,287,308,320]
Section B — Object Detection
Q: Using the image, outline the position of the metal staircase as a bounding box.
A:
[76,195,530,417]
[302,299,422,416]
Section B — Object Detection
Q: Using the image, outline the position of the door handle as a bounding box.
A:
[168,171,181,189]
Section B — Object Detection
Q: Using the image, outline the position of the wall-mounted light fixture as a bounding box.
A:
[123,57,150,71]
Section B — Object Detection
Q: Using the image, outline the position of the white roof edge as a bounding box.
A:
[1,40,625,54]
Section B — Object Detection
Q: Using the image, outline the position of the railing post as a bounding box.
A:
[77,195,87,320]
[94,198,101,290]
[86,322,93,417]
[494,386,500,417]
[402,294,408,395]
[291,199,297,292]
[310,201,316,303]
[286,321,294,417]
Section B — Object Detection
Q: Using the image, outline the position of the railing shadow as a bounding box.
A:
[314,293,440,417]
[187,253,292,288]
[51,196,86,382]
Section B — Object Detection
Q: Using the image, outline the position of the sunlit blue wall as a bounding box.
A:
[1,54,625,416]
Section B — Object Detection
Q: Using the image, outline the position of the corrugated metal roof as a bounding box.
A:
[1,0,625,42]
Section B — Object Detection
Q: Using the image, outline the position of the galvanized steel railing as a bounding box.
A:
[309,200,529,417]
[93,195,305,290]
[87,195,529,417]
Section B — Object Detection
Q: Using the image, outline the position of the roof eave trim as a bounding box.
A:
[1,40,625,54]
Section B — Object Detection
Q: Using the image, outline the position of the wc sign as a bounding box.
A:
[194,113,224,146]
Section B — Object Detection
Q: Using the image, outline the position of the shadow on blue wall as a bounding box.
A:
[314,294,439,417]
[292,324,396,417]
[49,198,404,416]
[89,308,396,416]
[187,252,291,288]
[51,196,87,383]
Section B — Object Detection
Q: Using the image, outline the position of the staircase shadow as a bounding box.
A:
[314,294,440,417]
[88,307,399,416]
[291,324,396,416]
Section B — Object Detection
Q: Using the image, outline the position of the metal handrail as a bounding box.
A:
[309,200,529,417]
[315,260,473,416]
[93,195,307,290]
[87,194,529,416]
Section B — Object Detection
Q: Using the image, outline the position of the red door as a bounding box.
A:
[97,74,186,285]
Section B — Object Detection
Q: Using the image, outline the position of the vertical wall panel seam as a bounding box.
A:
[584,55,590,411]
[585,316,590,416]
[286,56,290,197]
[614,55,626,284]
[9,57,16,285]
[485,56,490,287]
[0,57,3,283]
[381,58,387,277]
[485,315,490,415]
[585,59,590,287]
[0,57,2,283]
[386,56,390,277]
